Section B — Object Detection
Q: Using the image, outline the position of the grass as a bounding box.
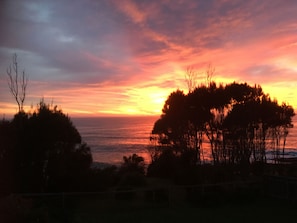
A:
[2,168,297,222]
[71,198,297,223]
[13,192,296,223]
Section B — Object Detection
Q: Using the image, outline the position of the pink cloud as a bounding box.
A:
[1,0,297,116]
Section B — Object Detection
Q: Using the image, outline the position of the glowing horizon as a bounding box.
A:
[0,0,296,117]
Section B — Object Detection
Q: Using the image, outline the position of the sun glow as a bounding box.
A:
[2,73,296,118]
[1,1,297,118]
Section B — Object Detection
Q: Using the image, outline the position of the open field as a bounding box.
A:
[75,200,297,223]
[3,197,296,223]
[1,179,297,223]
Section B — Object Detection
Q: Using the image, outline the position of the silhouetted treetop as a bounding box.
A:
[161,90,186,118]
[28,100,81,145]
[151,81,295,166]
[225,82,262,104]
[120,154,145,176]
[0,100,92,193]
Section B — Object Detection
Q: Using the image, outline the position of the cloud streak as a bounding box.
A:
[0,0,297,116]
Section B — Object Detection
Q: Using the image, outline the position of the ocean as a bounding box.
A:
[72,116,158,165]
[73,115,297,165]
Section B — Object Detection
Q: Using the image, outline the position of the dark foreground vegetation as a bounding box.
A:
[150,82,295,166]
[0,81,296,222]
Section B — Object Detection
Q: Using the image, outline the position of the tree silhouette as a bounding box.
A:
[151,81,295,168]
[0,119,15,193]
[1,100,92,192]
[223,92,295,164]
[152,90,188,149]
[186,84,213,163]
[6,53,28,112]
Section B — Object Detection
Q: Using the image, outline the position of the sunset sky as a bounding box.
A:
[0,0,297,117]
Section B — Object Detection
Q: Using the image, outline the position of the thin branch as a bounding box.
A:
[6,53,28,112]
[185,66,198,93]
[206,63,215,86]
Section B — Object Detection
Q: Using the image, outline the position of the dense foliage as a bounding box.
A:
[0,101,93,193]
[150,82,295,171]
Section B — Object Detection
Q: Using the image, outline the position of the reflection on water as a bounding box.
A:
[73,116,157,165]
[73,115,297,165]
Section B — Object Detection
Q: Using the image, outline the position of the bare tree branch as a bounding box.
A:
[6,53,28,112]
[206,63,215,86]
[185,66,199,93]
[185,64,215,92]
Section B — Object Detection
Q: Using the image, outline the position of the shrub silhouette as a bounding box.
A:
[147,148,179,178]
[118,154,146,187]
[120,154,145,175]
[0,100,92,193]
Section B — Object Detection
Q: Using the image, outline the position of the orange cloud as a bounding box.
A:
[1,0,297,117]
